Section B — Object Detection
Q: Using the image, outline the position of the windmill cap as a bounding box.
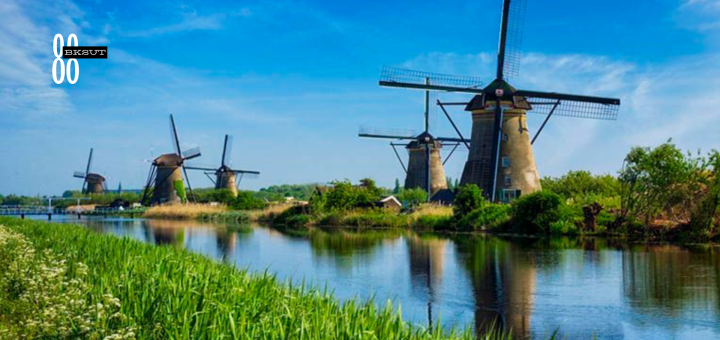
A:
[465,79,531,111]
[154,153,183,166]
[407,132,442,148]
[86,173,106,181]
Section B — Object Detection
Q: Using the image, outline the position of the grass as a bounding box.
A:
[142,203,227,220]
[0,217,521,339]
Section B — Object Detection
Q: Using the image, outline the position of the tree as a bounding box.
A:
[232,191,267,210]
[511,190,563,234]
[397,188,426,207]
[393,178,401,194]
[453,185,486,218]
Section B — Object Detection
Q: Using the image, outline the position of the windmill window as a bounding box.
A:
[502,133,508,141]
[502,157,510,168]
[504,175,512,186]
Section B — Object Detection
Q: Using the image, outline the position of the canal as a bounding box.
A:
[39,216,720,339]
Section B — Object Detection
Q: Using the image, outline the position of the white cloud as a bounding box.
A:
[122,8,251,38]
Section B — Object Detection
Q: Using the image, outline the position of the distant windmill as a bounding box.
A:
[378,0,620,202]
[73,148,107,194]
[359,80,477,198]
[186,134,260,196]
[141,114,201,205]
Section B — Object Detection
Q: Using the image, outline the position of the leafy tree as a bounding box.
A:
[541,171,620,200]
[397,188,426,207]
[511,190,564,234]
[453,185,486,218]
[231,191,267,210]
[619,141,708,225]
[393,179,401,194]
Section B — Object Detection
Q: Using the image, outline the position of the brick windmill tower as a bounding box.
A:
[73,148,107,194]
[379,0,620,202]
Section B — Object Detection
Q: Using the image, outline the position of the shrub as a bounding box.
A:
[414,215,453,230]
[231,191,267,210]
[550,220,578,235]
[456,204,511,231]
[453,185,486,218]
[396,188,427,207]
[511,191,563,234]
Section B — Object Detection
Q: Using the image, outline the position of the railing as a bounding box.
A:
[0,205,128,216]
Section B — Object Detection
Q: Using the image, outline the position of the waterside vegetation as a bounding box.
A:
[0,217,517,340]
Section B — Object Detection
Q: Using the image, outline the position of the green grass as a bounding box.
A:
[197,210,251,223]
[0,217,518,339]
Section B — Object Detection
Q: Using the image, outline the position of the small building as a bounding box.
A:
[431,189,455,206]
[376,196,402,211]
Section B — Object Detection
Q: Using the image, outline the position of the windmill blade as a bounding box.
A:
[359,126,417,140]
[185,165,218,172]
[140,165,157,205]
[221,135,233,167]
[73,171,86,179]
[232,170,259,179]
[182,147,202,161]
[517,90,621,120]
[498,0,527,79]
[436,136,467,143]
[85,148,94,176]
[379,67,484,94]
[169,114,182,156]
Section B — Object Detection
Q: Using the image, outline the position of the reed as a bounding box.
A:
[0,217,517,339]
[142,203,227,220]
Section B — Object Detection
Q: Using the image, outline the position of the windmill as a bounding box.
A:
[73,148,107,194]
[186,134,260,196]
[140,114,201,205]
[359,79,477,198]
[378,0,620,202]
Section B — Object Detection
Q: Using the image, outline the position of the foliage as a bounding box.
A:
[143,203,226,220]
[393,179,401,194]
[688,151,720,237]
[456,204,512,231]
[231,191,267,210]
[453,185,486,218]
[0,225,135,339]
[0,217,490,340]
[192,188,236,204]
[619,141,711,225]
[322,180,383,212]
[396,188,427,207]
[541,171,620,200]
[255,184,319,202]
[511,191,564,234]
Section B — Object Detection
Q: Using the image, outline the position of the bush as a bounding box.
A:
[231,191,267,210]
[542,170,620,200]
[414,215,453,230]
[453,185,486,218]
[550,220,578,235]
[456,204,511,231]
[511,191,563,234]
[396,188,427,207]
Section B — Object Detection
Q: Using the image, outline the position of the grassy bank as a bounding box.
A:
[0,217,507,339]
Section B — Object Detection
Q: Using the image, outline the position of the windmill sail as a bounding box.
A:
[500,0,527,78]
[379,67,484,93]
[182,147,202,160]
[222,135,233,167]
[73,171,86,178]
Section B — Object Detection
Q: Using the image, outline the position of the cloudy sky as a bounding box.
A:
[1,0,719,196]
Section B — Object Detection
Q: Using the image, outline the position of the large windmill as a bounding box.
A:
[359,80,478,198]
[186,134,260,196]
[141,115,201,205]
[379,0,620,202]
[73,148,107,194]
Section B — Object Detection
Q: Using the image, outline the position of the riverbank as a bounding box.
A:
[0,217,503,339]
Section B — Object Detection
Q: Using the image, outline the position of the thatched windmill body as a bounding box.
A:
[186,134,260,196]
[379,0,620,202]
[141,115,201,205]
[73,148,107,194]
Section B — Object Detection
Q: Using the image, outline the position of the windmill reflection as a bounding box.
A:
[406,235,446,327]
[455,236,536,339]
[215,227,238,263]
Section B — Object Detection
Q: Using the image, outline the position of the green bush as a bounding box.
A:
[550,220,578,235]
[456,204,511,231]
[413,215,453,230]
[511,191,563,234]
[396,188,427,207]
[542,170,620,200]
[453,185,486,218]
[231,191,267,210]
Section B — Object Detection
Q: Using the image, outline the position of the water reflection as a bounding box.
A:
[455,236,536,339]
[38,215,720,340]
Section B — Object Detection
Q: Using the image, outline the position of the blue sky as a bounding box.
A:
[1,0,719,196]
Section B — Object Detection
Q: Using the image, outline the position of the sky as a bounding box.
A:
[1,0,719,196]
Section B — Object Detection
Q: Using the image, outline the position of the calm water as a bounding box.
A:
[37,216,720,339]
